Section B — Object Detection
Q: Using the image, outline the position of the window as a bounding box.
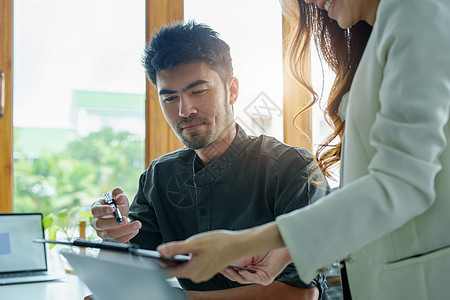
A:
[1,0,332,211]
[185,0,284,140]
[12,0,146,214]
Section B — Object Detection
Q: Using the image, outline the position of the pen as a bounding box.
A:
[103,191,123,224]
[229,264,257,273]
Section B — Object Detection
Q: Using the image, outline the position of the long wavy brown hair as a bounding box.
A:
[283,0,372,179]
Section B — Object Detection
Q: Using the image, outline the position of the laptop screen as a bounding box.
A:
[0,213,47,273]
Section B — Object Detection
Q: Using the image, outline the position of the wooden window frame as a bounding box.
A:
[0,0,13,212]
[145,0,184,164]
[282,16,312,150]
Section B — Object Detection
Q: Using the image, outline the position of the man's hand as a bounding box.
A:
[90,187,142,243]
[220,248,292,286]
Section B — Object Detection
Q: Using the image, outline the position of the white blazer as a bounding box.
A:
[277,0,450,299]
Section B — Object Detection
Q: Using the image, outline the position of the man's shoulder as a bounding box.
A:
[246,133,313,163]
[150,147,194,169]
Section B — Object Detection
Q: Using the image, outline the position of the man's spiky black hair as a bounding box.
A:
[142,20,233,85]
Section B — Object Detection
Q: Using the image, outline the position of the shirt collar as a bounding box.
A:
[192,123,251,186]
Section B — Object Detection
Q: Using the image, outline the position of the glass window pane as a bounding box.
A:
[13,0,146,215]
[185,0,284,140]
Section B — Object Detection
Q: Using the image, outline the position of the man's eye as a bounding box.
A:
[164,95,177,102]
[192,89,206,95]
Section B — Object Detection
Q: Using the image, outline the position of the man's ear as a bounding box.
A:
[228,77,239,105]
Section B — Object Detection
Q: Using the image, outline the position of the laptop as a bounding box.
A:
[62,250,184,300]
[0,213,62,285]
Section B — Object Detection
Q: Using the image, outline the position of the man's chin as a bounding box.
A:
[179,134,210,150]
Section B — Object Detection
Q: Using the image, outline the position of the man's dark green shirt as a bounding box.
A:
[129,124,329,294]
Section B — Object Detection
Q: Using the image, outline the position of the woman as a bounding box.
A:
[158,0,450,299]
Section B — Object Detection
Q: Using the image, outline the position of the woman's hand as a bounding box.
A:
[220,248,292,286]
[158,230,240,283]
[157,222,286,283]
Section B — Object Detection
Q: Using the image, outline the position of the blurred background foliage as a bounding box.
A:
[14,127,145,216]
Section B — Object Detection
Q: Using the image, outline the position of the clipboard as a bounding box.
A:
[34,238,256,273]
[60,250,184,300]
[34,238,189,263]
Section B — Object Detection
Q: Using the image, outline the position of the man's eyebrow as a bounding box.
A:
[184,80,209,91]
[158,80,210,96]
[159,89,177,96]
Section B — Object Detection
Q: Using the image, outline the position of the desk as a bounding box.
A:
[0,248,182,299]
[1,248,92,300]
[0,274,91,300]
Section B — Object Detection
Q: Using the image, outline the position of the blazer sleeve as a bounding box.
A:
[276,0,450,283]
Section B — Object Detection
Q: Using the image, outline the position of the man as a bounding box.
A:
[91,21,329,299]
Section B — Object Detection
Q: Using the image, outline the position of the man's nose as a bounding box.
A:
[178,95,197,118]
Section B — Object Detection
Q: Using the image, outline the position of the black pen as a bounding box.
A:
[103,191,123,224]
[229,264,257,273]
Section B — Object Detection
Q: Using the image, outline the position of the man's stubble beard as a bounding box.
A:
[176,90,234,150]
[176,112,234,150]
[180,126,213,150]
[174,115,213,150]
